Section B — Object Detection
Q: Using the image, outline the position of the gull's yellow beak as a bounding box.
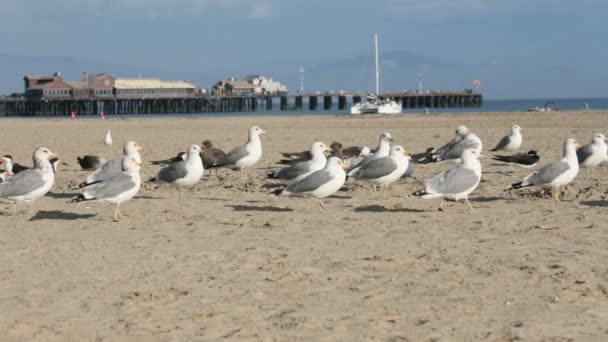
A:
[478,153,488,159]
[138,146,145,152]
[50,152,59,159]
[325,147,333,153]
[388,137,394,143]
[342,163,350,170]
[136,162,143,167]
[404,150,413,157]
[575,143,582,149]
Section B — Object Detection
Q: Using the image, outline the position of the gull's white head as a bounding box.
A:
[380,132,393,143]
[123,141,144,156]
[249,126,267,138]
[32,147,59,168]
[512,125,521,133]
[461,148,484,162]
[564,138,580,155]
[311,142,331,156]
[456,125,469,137]
[592,133,607,144]
[389,145,410,158]
[187,144,202,156]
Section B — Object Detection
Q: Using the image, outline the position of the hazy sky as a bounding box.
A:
[1,0,606,97]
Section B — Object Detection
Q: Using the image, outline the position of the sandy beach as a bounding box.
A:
[1,110,608,341]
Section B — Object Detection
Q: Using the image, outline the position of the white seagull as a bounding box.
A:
[491,125,522,153]
[576,133,608,178]
[0,147,59,214]
[507,138,580,202]
[347,132,393,177]
[210,126,267,182]
[413,148,485,211]
[104,130,113,146]
[79,141,144,188]
[428,125,483,164]
[268,141,331,184]
[71,156,142,221]
[0,155,14,182]
[149,144,204,199]
[277,156,347,211]
[350,145,411,198]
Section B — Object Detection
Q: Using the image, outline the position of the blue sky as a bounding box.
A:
[0,0,606,98]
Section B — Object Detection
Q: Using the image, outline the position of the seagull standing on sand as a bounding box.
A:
[413,148,485,211]
[507,138,580,202]
[210,126,267,183]
[491,125,522,153]
[347,132,393,177]
[276,156,347,211]
[104,130,113,146]
[149,144,204,199]
[103,130,112,146]
[268,142,331,184]
[79,141,144,188]
[71,156,142,221]
[427,125,483,164]
[350,145,411,199]
[0,147,59,214]
[576,133,608,179]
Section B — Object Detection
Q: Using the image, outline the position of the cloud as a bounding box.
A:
[249,1,274,19]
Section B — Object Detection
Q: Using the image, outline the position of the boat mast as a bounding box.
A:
[374,33,380,95]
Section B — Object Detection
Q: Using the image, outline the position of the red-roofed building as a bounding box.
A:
[24,72,72,99]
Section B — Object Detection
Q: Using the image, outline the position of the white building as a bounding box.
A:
[244,75,288,95]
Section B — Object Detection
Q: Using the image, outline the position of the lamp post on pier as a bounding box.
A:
[299,65,305,93]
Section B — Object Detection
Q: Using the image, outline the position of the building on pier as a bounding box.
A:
[113,78,198,98]
[24,72,72,99]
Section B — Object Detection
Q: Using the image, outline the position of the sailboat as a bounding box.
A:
[350,33,401,115]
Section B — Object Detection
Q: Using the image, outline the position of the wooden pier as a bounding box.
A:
[0,92,482,116]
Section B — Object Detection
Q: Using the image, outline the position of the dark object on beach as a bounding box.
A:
[77,155,106,171]
[411,147,436,164]
[492,150,540,168]
[279,142,357,165]
[150,152,186,166]
[201,140,226,169]
[1,155,29,174]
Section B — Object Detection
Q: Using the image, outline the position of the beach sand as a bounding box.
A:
[1,110,608,341]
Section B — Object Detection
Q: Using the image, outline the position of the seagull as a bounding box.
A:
[276,156,347,211]
[413,148,485,211]
[576,133,608,178]
[492,150,540,168]
[491,125,522,152]
[71,156,142,221]
[349,145,411,199]
[268,142,331,184]
[201,140,226,169]
[149,144,204,199]
[79,141,144,188]
[0,147,59,214]
[347,132,393,177]
[104,130,113,146]
[426,125,483,164]
[77,155,107,171]
[0,155,14,182]
[209,126,267,183]
[507,138,580,202]
[149,152,186,166]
